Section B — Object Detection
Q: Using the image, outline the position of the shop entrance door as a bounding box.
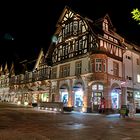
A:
[92,92,102,112]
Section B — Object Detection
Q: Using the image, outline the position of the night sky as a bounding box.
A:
[0,0,140,68]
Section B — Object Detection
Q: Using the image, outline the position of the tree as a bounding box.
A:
[131,8,140,24]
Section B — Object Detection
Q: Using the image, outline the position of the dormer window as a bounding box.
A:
[103,19,108,31]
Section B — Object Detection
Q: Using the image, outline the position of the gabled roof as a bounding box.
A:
[47,6,124,63]
[94,13,113,29]
[4,62,9,75]
[14,58,37,75]
[9,62,15,77]
[56,5,77,27]
[13,50,40,75]
[47,6,96,61]
[34,48,45,70]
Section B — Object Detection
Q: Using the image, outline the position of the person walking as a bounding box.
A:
[100,97,105,113]
[129,100,136,119]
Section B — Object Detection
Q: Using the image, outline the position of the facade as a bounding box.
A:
[0,6,140,113]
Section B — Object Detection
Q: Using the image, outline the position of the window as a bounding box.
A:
[126,76,132,80]
[70,22,73,35]
[75,40,78,51]
[79,20,82,33]
[137,58,140,65]
[92,84,104,91]
[92,85,97,90]
[51,68,57,79]
[127,91,133,102]
[95,59,102,72]
[104,34,108,39]
[93,92,102,105]
[75,61,82,75]
[126,55,131,60]
[95,59,106,72]
[65,24,68,36]
[60,64,70,78]
[103,59,106,72]
[100,40,103,47]
[98,84,103,90]
[92,84,104,105]
[73,21,78,35]
[137,74,140,83]
[114,39,118,44]
[109,36,113,41]
[103,19,108,31]
[113,62,119,76]
[79,39,83,50]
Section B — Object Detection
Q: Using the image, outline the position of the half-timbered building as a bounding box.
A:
[46,6,126,112]
[1,6,140,113]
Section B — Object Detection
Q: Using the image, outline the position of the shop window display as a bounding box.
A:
[74,90,83,107]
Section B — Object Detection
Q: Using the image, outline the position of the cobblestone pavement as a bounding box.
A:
[0,103,140,140]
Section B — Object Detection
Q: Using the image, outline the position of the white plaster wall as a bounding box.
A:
[123,50,140,88]
[123,50,133,88]
[56,56,89,77]
[123,50,132,78]
[107,57,122,77]
[82,57,89,74]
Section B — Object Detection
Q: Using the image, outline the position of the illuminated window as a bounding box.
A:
[92,84,103,91]
[92,84,104,106]
[98,84,103,90]
[93,92,102,105]
[114,39,118,44]
[100,40,103,47]
[134,92,140,99]
[137,74,140,83]
[109,36,113,41]
[92,85,97,90]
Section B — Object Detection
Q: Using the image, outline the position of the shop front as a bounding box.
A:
[72,83,84,112]
[91,83,104,112]
[111,88,121,112]
[60,85,69,107]
[134,91,140,112]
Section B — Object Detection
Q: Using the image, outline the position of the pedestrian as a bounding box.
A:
[100,97,105,113]
[125,104,129,117]
[129,100,136,119]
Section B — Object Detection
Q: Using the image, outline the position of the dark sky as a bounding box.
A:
[0,0,140,68]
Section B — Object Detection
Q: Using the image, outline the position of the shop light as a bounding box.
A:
[17,101,21,105]
[53,108,57,111]
[82,107,86,113]
[24,101,28,106]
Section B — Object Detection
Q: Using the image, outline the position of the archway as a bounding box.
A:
[73,82,84,109]
[60,84,69,107]
[91,83,104,112]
